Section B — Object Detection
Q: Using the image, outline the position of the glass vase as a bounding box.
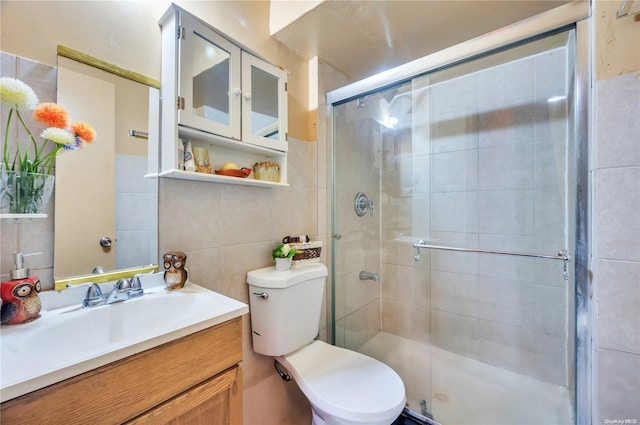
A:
[1,171,55,214]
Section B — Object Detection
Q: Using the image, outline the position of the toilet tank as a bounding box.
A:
[247,263,328,356]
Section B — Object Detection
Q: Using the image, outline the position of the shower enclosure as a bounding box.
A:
[329,11,588,424]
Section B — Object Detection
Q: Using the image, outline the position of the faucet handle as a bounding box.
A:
[129,275,144,298]
[114,278,132,292]
[82,283,104,308]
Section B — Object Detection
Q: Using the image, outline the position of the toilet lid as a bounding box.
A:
[280,340,406,423]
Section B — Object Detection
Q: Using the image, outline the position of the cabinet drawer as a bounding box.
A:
[1,317,242,425]
[127,365,242,425]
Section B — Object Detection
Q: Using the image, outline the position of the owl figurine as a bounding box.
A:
[163,251,188,290]
[1,278,42,325]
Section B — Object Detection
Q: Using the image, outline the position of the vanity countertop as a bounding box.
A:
[0,275,248,403]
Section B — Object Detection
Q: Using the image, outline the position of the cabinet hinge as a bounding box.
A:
[177,96,185,110]
[177,25,185,40]
[285,82,288,92]
[285,132,288,141]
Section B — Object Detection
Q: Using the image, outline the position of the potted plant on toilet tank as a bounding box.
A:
[271,243,300,271]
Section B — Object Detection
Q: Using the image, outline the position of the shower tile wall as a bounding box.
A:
[381,44,573,387]
[381,118,432,344]
[594,71,640,423]
[333,103,383,350]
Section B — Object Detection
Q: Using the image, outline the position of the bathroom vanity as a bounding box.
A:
[1,318,242,424]
[0,277,248,424]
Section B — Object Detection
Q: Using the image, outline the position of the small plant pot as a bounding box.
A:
[275,257,291,271]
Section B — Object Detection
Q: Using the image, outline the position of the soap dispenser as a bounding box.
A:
[1,252,42,325]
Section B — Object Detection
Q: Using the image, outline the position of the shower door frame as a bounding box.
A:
[327,2,592,424]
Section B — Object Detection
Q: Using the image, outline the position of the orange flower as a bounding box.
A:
[33,103,68,128]
[71,121,96,143]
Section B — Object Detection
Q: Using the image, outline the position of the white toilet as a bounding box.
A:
[247,263,406,425]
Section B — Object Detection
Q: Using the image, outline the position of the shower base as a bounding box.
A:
[393,407,439,425]
[359,332,574,425]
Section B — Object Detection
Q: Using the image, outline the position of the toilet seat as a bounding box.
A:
[278,340,406,424]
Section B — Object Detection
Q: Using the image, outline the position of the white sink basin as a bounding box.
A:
[0,276,248,402]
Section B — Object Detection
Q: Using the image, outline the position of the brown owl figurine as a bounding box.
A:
[163,251,188,290]
[1,277,42,325]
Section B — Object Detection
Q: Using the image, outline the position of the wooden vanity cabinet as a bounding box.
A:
[127,365,241,425]
[0,316,243,425]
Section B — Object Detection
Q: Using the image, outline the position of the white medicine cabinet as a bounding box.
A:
[159,5,288,187]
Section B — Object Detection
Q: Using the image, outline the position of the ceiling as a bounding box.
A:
[272,0,573,82]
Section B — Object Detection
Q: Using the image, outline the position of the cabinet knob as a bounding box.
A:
[233,88,242,96]
[243,92,252,101]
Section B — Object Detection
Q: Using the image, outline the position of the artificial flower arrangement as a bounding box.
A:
[1,77,96,213]
[1,77,96,174]
[272,243,301,260]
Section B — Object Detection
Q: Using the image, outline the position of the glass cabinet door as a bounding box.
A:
[241,52,288,152]
[178,12,241,139]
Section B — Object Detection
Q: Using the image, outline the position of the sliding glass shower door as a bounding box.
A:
[332,29,576,424]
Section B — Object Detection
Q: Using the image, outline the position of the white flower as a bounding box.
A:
[281,244,291,256]
[0,77,39,109]
[41,127,75,147]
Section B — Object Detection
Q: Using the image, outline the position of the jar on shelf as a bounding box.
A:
[253,162,280,182]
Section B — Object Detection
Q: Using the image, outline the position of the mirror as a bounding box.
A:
[249,65,279,139]
[192,31,232,126]
[54,50,159,281]
[240,50,288,151]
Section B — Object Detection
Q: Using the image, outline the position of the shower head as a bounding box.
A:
[380,87,398,104]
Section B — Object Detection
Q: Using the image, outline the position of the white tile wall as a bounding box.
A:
[114,153,158,269]
[594,71,640,423]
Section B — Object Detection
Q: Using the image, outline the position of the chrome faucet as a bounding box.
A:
[75,275,145,308]
[104,278,133,304]
[104,274,145,304]
[359,271,379,281]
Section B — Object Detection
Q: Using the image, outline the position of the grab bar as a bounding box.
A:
[413,240,571,279]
